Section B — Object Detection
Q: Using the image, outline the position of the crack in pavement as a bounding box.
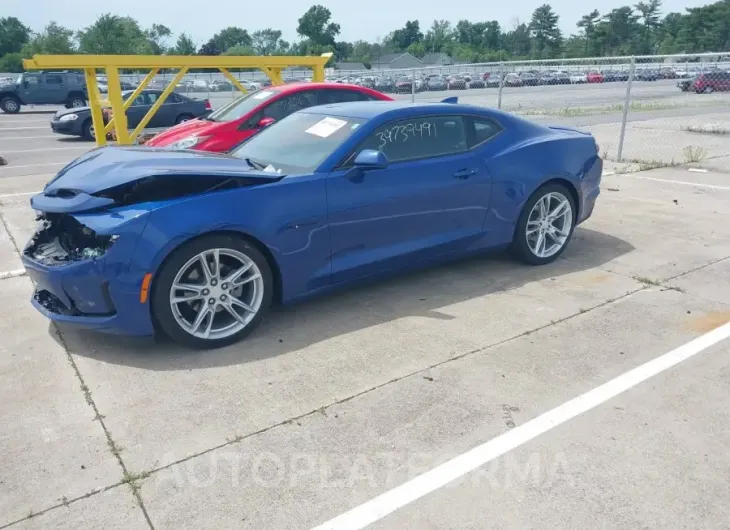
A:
[1,191,727,527]
[0,211,155,529]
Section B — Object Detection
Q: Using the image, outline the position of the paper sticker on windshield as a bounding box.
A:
[305,117,348,138]
[253,90,274,100]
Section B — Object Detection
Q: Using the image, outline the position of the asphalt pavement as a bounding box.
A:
[0,82,729,530]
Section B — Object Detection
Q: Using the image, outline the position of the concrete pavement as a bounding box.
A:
[1,96,729,530]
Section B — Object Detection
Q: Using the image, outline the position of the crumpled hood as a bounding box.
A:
[43,146,281,196]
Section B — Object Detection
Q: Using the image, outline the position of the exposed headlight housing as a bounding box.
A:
[59,114,78,122]
[169,136,207,150]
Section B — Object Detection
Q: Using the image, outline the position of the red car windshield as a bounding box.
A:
[205,88,280,122]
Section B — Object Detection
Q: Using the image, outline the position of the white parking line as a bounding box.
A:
[0,269,27,280]
[312,320,730,530]
[2,146,89,154]
[2,135,58,140]
[0,162,65,170]
[0,126,50,131]
[626,175,730,191]
[0,190,41,198]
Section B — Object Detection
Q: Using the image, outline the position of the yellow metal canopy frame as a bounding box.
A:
[23,53,333,146]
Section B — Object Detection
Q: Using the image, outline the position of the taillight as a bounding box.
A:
[204,99,211,110]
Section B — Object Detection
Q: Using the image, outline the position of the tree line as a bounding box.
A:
[0,0,728,73]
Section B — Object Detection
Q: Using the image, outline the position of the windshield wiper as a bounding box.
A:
[244,157,267,170]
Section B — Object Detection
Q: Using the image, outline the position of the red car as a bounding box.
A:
[146,82,392,152]
[586,71,604,83]
[692,71,730,93]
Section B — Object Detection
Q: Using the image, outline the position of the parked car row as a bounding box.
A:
[327,65,714,93]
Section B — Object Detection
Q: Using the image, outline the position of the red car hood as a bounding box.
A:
[146,118,221,146]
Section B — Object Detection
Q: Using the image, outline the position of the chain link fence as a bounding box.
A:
[6,51,726,165]
[329,52,730,169]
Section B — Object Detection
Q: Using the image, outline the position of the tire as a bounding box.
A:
[151,234,274,349]
[81,119,95,141]
[703,85,714,94]
[68,96,86,108]
[510,183,577,266]
[0,96,21,114]
[175,113,194,124]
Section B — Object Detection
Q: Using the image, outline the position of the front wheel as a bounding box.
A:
[151,234,274,349]
[0,96,21,114]
[511,183,577,265]
[703,85,714,94]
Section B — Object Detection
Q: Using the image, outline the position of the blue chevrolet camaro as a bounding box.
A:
[22,100,602,349]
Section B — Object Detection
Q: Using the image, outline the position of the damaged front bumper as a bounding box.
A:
[22,212,155,336]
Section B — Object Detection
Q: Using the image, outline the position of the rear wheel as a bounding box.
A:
[175,113,194,124]
[0,96,21,114]
[511,183,576,265]
[151,234,274,349]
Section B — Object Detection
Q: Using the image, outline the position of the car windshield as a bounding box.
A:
[205,89,279,122]
[229,112,366,174]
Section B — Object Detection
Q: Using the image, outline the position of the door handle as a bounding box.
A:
[453,168,477,179]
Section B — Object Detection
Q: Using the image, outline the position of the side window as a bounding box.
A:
[146,92,159,105]
[355,116,467,164]
[468,118,502,148]
[166,93,183,104]
[45,75,63,85]
[132,94,148,106]
[24,75,39,85]
[262,92,318,120]
[317,89,372,105]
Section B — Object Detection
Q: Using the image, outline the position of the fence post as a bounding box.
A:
[411,69,416,102]
[617,56,636,162]
[497,62,505,109]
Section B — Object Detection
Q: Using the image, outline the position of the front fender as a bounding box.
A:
[131,175,331,302]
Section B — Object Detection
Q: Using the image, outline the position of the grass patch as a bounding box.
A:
[619,144,707,170]
[515,99,726,118]
[683,145,708,163]
[681,124,730,135]
[634,276,661,286]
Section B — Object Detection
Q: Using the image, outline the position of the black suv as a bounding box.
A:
[0,71,88,114]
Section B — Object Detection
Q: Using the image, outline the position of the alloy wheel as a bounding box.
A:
[525,192,574,259]
[169,248,264,340]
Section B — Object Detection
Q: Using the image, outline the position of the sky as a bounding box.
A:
[4,0,713,47]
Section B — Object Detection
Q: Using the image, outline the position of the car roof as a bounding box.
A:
[263,82,373,94]
[301,100,496,120]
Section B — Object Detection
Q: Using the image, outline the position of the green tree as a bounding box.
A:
[388,20,422,50]
[635,0,662,53]
[146,23,172,54]
[77,14,152,54]
[422,20,452,53]
[529,4,563,58]
[297,5,340,46]
[0,52,24,72]
[170,33,196,55]
[199,27,252,55]
[21,22,75,56]
[251,29,287,55]
[0,17,31,56]
[577,10,601,56]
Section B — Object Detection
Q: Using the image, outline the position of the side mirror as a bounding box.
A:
[353,149,389,170]
[257,117,275,128]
